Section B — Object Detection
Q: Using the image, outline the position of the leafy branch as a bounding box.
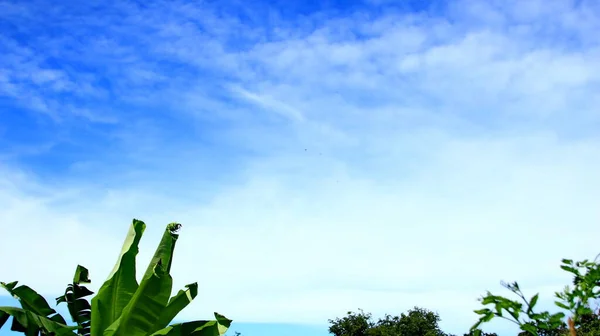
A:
[471,254,600,336]
[554,258,600,326]
[471,281,565,336]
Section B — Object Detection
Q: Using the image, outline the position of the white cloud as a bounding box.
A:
[2,132,599,334]
[229,85,306,122]
[1,0,600,335]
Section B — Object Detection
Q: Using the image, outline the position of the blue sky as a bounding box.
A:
[1,0,600,335]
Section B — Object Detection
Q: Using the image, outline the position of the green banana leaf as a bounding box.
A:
[90,219,146,336]
[0,306,78,336]
[102,223,187,336]
[149,313,232,336]
[1,281,67,325]
[141,223,181,282]
[2,219,233,336]
[56,265,94,336]
[0,280,73,335]
[103,260,172,335]
[149,283,198,332]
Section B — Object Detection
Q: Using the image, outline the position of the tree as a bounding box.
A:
[328,306,453,336]
[577,308,600,336]
[0,219,232,336]
[471,255,600,336]
[328,309,374,336]
[372,307,447,336]
[455,332,497,336]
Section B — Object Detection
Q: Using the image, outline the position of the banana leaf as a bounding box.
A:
[103,223,186,336]
[90,219,146,336]
[3,218,235,336]
[0,306,78,336]
[1,281,67,325]
[149,282,198,332]
[56,265,94,336]
[149,312,232,336]
[1,280,73,336]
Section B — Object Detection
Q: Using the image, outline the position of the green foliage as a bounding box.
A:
[328,309,374,336]
[372,307,447,336]
[459,331,498,336]
[56,265,94,336]
[555,257,600,327]
[1,219,231,336]
[0,281,77,335]
[576,309,600,336]
[471,280,566,336]
[471,254,600,336]
[328,307,450,336]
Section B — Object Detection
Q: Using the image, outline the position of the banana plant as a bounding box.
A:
[0,281,78,335]
[1,219,231,336]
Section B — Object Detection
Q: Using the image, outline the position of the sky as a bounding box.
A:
[1,0,600,335]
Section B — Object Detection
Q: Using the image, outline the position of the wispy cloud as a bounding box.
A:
[229,85,306,122]
[1,0,599,335]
